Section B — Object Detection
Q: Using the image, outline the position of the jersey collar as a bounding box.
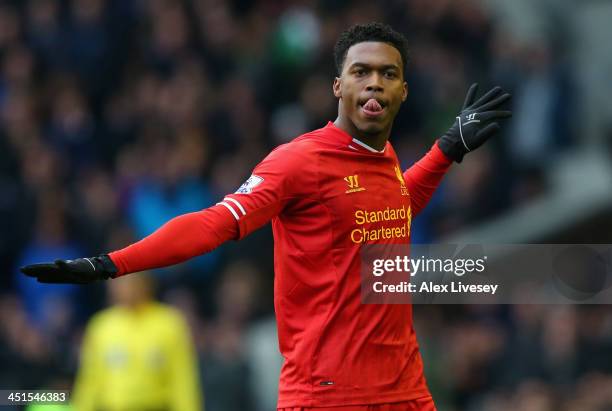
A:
[350,136,386,153]
[325,121,388,154]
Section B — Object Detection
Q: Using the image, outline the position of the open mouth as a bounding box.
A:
[359,98,386,118]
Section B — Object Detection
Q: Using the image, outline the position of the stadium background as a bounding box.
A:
[1,0,612,410]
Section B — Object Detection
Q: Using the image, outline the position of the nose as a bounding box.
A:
[366,72,384,92]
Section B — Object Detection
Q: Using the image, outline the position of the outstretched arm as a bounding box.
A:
[21,143,303,284]
[20,205,238,283]
[110,205,237,276]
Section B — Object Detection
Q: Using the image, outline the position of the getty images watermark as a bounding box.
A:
[360,244,612,304]
[371,254,496,295]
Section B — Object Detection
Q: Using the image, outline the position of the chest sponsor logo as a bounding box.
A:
[344,174,365,193]
[394,165,409,196]
[351,205,412,244]
[236,174,264,194]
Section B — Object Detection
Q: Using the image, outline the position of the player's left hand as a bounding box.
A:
[438,83,512,163]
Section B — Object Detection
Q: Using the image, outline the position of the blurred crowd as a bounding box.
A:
[0,0,608,410]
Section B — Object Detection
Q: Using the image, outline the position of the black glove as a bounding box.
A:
[20,255,118,284]
[438,83,512,163]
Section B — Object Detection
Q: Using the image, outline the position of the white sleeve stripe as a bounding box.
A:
[224,197,246,215]
[217,202,240,220]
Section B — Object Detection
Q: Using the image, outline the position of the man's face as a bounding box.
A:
[108,274,153,307]
[333,41,408,135]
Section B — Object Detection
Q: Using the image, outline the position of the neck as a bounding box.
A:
[118,299,150,311]
[333,115,391,152]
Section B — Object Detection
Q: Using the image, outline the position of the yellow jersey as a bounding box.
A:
[71,302,202,411]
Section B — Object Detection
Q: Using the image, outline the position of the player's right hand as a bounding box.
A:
[20,255,118,284]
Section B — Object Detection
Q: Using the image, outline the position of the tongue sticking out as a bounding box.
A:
[363,98,383,112]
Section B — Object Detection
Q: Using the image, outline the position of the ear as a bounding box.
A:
[401,81,408,102]
[333,77,342,98]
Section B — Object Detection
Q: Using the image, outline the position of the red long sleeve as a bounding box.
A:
[403,141,453,216]
[109,204,238,276]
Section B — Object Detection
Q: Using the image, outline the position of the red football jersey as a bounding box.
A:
[217,122,451,407]
[110,121,451,407]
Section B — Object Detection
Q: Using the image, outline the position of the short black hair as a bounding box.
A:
[334,22,409,75]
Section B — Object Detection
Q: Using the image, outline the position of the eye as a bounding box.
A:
[354,68,367,77]
[384,71,397,79]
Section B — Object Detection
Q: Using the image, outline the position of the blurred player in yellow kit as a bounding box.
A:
[71,273,202,411]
